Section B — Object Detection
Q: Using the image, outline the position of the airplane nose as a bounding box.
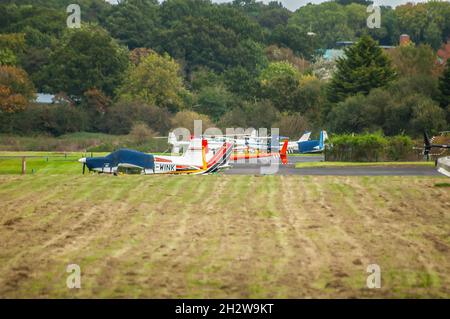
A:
[78,158,86,163]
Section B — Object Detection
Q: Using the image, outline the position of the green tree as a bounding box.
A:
[438,62,450,108]
[270,24,317,58]
[0,48,16,66]
[327,35,396,103]
[410,96,447,134]
[328,94,375,133]
[388,43,438,77]
[41,26,129,98]
[259,61,301,83]
[190,67,223,92]
[424,22,442,50]
[196,86,235,121]
[242,99,279,129]
[287,2,356,50]
[223,66,260,100]
[103,0,160,49]
[117,51,189,112]
[259,61,302,112]
[82,88,111,131]
[104,100,171,135]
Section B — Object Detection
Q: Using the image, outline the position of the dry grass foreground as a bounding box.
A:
[0,174,449,298]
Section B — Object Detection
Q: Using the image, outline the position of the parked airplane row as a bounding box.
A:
[78,130,450,177]
[168,130,328,154]
[78,138,289,175]
[78,130,330,175]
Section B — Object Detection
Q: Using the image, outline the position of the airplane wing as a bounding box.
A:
[437,156,450,177]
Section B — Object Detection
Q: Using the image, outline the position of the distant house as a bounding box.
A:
[35,93,55,104]
[379,45,396,50]
[35,93,73,105]
[323,37,401,61]
[323,49,345,61]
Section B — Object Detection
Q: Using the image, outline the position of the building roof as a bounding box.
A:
[35,93,55,104]
[323,49,345,61]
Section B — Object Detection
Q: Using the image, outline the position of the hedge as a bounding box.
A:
[325,133,416,162]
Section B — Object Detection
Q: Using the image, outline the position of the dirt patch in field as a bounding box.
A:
[0,175,449,298]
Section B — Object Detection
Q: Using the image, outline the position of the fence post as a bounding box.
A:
[21,157,26,175]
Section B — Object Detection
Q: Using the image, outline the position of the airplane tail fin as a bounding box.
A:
[298,131,311,142]
[168,132,177,145]
[168,132,180,153]
[202,139,208,170]
[319,130,328,150]
[319,131,324,149]
[181,138,204,167]
[280,140,288,165]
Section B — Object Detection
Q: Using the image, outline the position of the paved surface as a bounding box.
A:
[224,155,441,176]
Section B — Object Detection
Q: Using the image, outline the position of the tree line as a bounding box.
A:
[0,0,449,138]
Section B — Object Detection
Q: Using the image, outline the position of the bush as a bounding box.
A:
[326,133,418,162]
[326,133,388,162]
[243,100,279,129]
[273,112,309,139]
[128,122,155,145]
[328,94,379,134]
[217,100,279,130]
[103,100,171,135]
[171,110,214,133]
[0,104,89,136]
[386,135,415,161]
[86,142,116,153]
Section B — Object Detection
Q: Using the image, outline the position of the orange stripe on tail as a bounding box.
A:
[280,139,288,165]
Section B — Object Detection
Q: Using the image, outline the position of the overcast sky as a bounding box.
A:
[105,1,436,12]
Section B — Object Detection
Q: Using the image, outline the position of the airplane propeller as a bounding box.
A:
[420,131,450,160]
[79,157,87,174]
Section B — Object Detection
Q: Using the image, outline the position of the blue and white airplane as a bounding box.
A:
[298,130,328,154]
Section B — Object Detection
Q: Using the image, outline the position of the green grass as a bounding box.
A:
[0,157,80,175]
[0,151,176,175]
[435,182,450,187]
[295,161,435,168]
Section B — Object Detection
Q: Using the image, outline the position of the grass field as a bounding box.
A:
[0,151,172,175]
[0,159,449,297]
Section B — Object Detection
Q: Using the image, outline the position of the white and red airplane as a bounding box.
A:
[78,138,233,175]
[167,130,299,158]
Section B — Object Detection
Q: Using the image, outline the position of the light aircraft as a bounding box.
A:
[168,130,271,153]
[168,129,303,154]
[231,139,289,164]
[423,131,450,177]
[437,156,450,177]
[298,130,328,153]
[285,131,311,153]
[166,132,289,164]
[78,138,233,175]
